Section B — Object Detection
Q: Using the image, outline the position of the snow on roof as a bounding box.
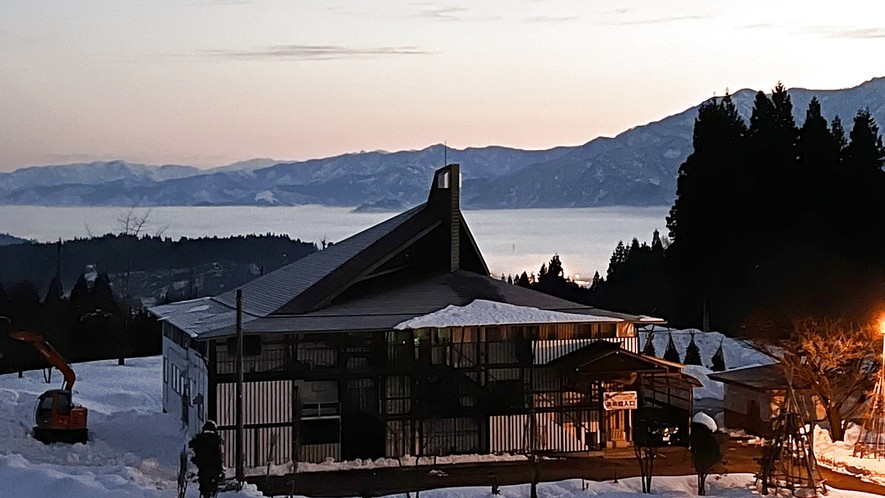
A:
[394,299,622,330]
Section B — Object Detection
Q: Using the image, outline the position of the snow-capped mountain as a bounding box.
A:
[2,77,883,208]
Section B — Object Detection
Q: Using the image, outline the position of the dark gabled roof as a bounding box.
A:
[707,363,800,392]
[549,340,670,375]
[212,204,427,316]
[150,164,664,339]
[187,270,646,339]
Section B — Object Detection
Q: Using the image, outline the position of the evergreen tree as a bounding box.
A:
[663,332,680,363]
[516,272,531,288]
[831,115,847,152]
[798,97,840,172]
[45,275,64,305]
[690,421,723,495]
[607,241,627,278]
[590,271,601,291]
[684,333,703,366]
[844,108,885,175]
[651,230,663,253]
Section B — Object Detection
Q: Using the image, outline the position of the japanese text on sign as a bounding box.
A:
[603,391,637,411]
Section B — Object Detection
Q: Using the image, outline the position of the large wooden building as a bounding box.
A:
[150,165,695,469]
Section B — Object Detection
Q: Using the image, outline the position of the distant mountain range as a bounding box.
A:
[2,77,884,209]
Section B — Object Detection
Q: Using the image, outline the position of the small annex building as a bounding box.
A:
[150,165,696,470]
[708,364,823,436]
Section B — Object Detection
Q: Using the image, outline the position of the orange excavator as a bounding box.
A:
[10,331,89,444]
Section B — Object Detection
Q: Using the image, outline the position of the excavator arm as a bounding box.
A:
[9,331,76,391]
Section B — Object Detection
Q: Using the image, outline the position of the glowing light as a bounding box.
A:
[879,315,885,336]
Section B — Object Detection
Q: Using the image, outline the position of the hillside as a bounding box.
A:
[2,77,883,209]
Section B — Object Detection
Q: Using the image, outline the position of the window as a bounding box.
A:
[300,419,340,445]
[385,376,411,414]
[177,329,189,349]
[56,392,71,416]
[598,323,617,338]
[37,395,54,419]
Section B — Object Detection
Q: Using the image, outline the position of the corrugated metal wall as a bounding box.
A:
[217,380,294,468]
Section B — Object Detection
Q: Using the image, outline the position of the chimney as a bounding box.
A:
[428,164,461,272]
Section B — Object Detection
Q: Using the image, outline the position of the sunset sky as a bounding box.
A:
[2,0,884,171]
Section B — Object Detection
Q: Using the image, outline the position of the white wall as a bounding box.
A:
[162,329,208,438]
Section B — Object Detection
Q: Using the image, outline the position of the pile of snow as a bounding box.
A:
[258,453,529,475]
[682,364,725,401]
[396,300,620,330]
[639,329,773,405]
[639,328,772,371]
[0,357,262,497]
[814,424,885,487]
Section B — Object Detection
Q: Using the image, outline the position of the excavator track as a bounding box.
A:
[33,427,89,444]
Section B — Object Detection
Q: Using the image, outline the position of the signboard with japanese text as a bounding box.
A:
[603,391,637,411]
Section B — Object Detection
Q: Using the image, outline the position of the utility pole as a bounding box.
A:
[235,289,245,482]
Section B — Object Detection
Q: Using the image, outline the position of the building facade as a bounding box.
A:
[152,165,694,469]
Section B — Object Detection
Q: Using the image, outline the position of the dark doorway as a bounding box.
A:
[341,378,385,460]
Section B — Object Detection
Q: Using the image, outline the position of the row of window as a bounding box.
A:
[164,358,187,396]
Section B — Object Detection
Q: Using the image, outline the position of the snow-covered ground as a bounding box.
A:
[814,424,885,487]
[3,354,881,498]
[403,474,877,498]
[0,357,263,497]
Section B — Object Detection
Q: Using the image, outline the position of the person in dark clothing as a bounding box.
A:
[189,420,225,498]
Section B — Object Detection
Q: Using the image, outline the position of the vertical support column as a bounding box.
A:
[235,289,245,482]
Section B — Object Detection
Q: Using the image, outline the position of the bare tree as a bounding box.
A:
[115,206,167,302]
[757,318,880,441]
[117,206,153,237]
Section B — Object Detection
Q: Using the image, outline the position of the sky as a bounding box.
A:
[1,0,885,172]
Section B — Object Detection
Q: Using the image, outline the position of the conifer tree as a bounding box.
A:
[663,332,680,363]
[607,241,627,278]
[590,271,601,292]
[844,108,885,175]
[684,333,703,366]
[831,115,847,153]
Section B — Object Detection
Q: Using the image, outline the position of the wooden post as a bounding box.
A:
[235,289,245,482]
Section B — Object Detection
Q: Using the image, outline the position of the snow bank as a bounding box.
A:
[814,424,885,487]
[0,357,261,498]
[639,329,772,405]
[289,474,881,498]
[638,328,772,371]
[278,453,529,474]
[682,364,724,401]
[395,300,621,330]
